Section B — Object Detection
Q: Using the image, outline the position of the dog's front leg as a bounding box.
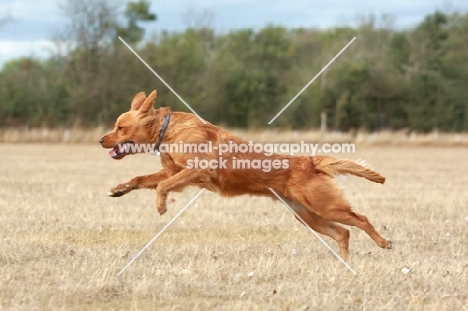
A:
[156,168,212,215]
[109,169,172,197]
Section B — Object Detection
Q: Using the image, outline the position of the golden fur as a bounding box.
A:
[100,90,392,260]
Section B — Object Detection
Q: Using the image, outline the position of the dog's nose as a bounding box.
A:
[99,137,104,145]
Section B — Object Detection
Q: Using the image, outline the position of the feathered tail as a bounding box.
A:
[313,156,385,184]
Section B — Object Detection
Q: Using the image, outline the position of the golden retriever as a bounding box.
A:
[100,90,392,260]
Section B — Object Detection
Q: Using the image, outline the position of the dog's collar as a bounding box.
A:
[154,114,171,152]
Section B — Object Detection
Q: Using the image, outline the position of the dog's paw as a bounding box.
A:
[157,201,167,215]
[108,191,124,197]
[385,240,393,249]
[108,184,133,197]
[158,206,167,215]
[156,195,168,215]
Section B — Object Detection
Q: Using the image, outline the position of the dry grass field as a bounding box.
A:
[1,143,467,310]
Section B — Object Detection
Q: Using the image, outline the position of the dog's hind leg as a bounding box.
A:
[290,175,392,251]
[316,201,392,250]
[282,198,350,260]
[109,169,172,197]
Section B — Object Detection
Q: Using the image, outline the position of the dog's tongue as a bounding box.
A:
[109,146,119,158]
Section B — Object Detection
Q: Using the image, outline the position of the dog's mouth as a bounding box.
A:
[109,141,134,160]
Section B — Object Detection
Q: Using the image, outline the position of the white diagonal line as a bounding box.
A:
[117,188,206,276]
[268,188,357,275]
[118,36,207,124]
[268,37,356,124]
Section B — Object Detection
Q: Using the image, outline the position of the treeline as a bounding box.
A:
[1,0,468,131]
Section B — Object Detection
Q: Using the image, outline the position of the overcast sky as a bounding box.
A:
[1,0,467,68]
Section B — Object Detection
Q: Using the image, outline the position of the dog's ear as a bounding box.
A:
[130,92,147,111]
[138,90,157,115]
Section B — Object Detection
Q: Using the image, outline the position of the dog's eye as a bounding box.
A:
[117,126,123,131]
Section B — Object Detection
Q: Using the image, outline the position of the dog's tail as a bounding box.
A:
[314,156,385,184]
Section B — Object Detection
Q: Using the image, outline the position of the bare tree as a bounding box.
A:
[182,7,215,29]
[57,0,121,55]
[51,0,122,126]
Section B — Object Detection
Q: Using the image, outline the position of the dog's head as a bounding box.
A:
[100,90,171,159]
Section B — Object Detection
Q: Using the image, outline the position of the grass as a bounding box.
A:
[0,143,467,310]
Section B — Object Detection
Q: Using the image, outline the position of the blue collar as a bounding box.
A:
[154,114,171,152]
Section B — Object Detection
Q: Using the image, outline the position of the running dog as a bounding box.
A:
[100,90,392,260]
